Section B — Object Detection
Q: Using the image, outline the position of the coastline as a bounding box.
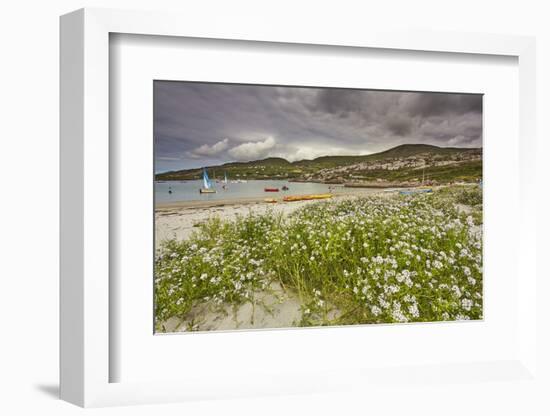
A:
[155,188,386,245]
[155,187,385,211]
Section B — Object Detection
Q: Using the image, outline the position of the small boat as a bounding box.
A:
[282,185,289,191]
[221,172,229,190]
[283,194,332,202]
[264,198,278,203]
[199,168,216,194]
[399,188,432,195]
[264,188,279,192]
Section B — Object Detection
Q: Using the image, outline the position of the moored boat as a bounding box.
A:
[199,168,216,194]
[264,188,279,192]
[399,188,432,195]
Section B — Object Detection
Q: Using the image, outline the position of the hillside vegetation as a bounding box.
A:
[156,144,482,186]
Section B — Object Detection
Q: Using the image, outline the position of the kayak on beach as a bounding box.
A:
[283,193,333,202]
[264,188,280,192]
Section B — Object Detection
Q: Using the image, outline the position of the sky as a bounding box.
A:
[154,81,482,173]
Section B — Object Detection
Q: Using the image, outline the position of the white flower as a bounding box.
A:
[371,305,381,316]
[391,301,408,323]
[408,303,420,318]
[461,298,473,311]
[450,285,461,298]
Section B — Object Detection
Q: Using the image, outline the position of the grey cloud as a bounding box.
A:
[405,93,482,117]
[385,116,413,136]
[154,81,482,172]
[187,138,229,158]
[228,137,276,161]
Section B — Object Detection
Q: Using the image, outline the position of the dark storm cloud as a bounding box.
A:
[312,89,366,116]
[154,81,482,172]
[406,93,483,117]
[385,117,413,136]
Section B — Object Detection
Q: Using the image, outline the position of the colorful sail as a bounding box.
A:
[202,168,212,189]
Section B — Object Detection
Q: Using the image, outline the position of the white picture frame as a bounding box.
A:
[60,8,538,408]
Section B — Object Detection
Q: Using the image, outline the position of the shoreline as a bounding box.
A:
[155,184,472,245]
[155,188,387,211]
[155,189,387,245]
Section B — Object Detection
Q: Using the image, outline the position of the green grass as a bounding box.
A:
[155,144,481,182]
[351,160,482,183]
[155,186,483,331]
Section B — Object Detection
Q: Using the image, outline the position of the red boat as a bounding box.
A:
[264,188,279,192]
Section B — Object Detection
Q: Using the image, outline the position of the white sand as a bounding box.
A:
[156,199,322,246]
[161,282,303,332]
[155,189,383,247]
[154,189,384,332]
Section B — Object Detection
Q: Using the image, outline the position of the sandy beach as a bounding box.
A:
[155,188,384,247]
[155,189,391,332]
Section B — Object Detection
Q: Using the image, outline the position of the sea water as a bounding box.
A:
[155,180,361,204]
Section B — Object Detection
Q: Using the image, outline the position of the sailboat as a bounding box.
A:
[399,165,432,195]
[222,172,229,190]
[199,168,216,194]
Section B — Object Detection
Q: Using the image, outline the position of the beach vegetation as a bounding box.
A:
[155,186,483,331]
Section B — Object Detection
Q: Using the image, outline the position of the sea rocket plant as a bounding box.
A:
[155,186,483,330]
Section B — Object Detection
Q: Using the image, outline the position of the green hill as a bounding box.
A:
[156,144,482,184]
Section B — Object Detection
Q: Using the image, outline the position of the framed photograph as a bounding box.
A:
[60,8,539,408]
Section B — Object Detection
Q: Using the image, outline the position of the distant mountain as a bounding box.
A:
[156,144,482,185]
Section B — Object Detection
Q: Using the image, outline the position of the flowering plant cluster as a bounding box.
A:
[155,186,482,331]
